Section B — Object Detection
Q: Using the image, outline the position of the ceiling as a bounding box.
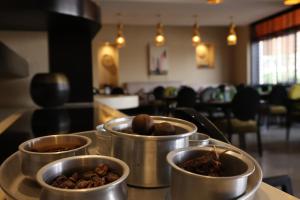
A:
[93,0,290,26]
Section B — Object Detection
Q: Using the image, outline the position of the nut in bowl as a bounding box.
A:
[167,146,255,200]
[36,155,129,200]
[18,134,91,180]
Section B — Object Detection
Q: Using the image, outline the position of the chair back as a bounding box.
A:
[198,87,216,102]
[231,86,260,121]
[152,86,165,100]
[177,86,196,107]
[269,84,288,105]
[111,87,125,95]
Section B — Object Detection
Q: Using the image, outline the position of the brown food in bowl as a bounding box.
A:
[132,114,154,135]
[127,114,180,136]
[51,164,120,189]
[31,144,82,153]
[152,122,176,136]
[178,148,249,177]
[179,151,223,177]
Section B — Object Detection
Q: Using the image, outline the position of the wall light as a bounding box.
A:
[227,17,237,46]
[154,15,166,47]
[284,0,300,5]
[207,0,223,4]
[192,15,201,46]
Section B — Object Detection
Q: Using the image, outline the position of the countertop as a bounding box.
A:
[0,102,299,200]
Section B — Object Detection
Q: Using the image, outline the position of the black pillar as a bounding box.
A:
[48,15,95,102]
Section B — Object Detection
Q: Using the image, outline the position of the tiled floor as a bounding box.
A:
[230,125,300,198]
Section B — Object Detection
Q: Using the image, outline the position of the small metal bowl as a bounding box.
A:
[18,134,91,180]
[167,146,255,200]
[189,133,210,146]
[36,155,129,200]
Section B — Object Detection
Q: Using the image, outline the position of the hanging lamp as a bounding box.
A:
[192,15,201,46]
[154,15,166,47]
[115,13,126,48]
[227,17,237,46]
[283,0,300,5]
[207,0,223,4]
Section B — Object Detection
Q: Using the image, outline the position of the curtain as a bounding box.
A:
[258,33,296,84]
[253,8,300,41]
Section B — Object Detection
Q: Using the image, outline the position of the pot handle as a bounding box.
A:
[95,124,112,156]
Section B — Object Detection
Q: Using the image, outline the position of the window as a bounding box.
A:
[257,32,298,84]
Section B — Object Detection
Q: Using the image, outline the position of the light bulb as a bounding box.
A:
[115,35,126,48]
[155,34,165,47]
[192,35,201,46]
[227,33,237,45]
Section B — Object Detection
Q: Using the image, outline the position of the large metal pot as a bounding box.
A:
[36,155,129,200]
[97,116,197,188]
[167,146,255,200]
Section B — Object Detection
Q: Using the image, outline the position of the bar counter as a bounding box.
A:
[0,102,298,200]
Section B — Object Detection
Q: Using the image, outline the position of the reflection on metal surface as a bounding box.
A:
[0,112,23,135]
[94,102,127,125]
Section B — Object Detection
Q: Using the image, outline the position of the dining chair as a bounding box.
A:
[266,84,288,129]
[176,86,197,108]
[111,87,125,95]
[217,86,263,156]
[286,84,300,140]
[151,86,166,115]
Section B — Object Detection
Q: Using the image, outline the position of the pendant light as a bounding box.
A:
[227,17,237,46]
[154,15,166,47]
[192,15,201,46]
[207,0,223,4]
[115,13,126,48]
[284,0,300,5]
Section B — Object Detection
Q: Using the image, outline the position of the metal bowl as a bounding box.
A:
[189,133,210,146]
[18,134,91,179]
[167,146,255,200]
[97,116,197,188]
[36,155,129,200]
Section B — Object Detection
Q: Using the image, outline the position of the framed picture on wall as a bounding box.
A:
[148,45,169,75]
[195,43,215,68]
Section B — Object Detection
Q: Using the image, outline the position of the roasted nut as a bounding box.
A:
[152,122,176,136]
[132,114,154,135]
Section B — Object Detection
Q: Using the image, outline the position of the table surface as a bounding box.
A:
[0,103,299,200]
[0,183,298,200]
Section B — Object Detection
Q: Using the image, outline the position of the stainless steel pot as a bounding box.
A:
[19,134,91,179]
[167,146,255,200]
[97,116,197,188]
[36,155,129,200]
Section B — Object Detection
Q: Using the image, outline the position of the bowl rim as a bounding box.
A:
[36,155,130,192]
[189,133,210,142]
[18,134,92,155]
[166,146,255,180]
[98,116,197,141]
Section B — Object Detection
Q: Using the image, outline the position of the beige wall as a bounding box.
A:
[0,31,49,107]
[93,25,234,90]
[232,26,251,85]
